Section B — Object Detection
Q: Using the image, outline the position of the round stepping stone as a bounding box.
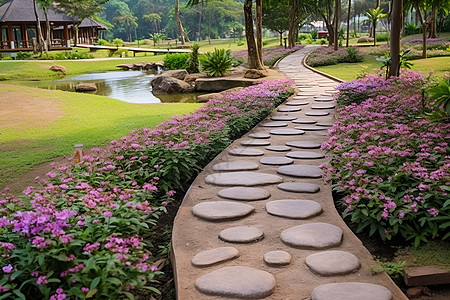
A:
[195,266,275,298]
[311,104,336,110]
[218,187,270,201]
[286,151,325,159]
[305,250,360,276]
[292,96,308,100]
[294,126,327,131]
[270,129,305,136]
[270,115,297,121]
[229,148,264,156]
[305,111,330,116]
[297,92,316,96]
[212,162,259,172]
[265,145,292,152]
[206,172,283,186]
[266,200,322,219]
[249,133,270,139]
[286,100,309,106]
[191,247,239,267]
[316,122,333,127]
[314,97,333,102]
[280,222,343,249]
[292,119,317,124]
[192,201,255,221]
[277,165,323,178]
[259,122,288,127]
[277,182,320,193]
[325,90,338,94]
[277,106,302,112]
[286,141,321,149]
[311,282,392,300]
[219,226,264,243]
[319,83,337,87]
[240,140,271,146]
[264,250,292,266]
[260,157,294,165]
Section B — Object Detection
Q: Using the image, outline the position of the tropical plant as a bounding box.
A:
[187,43,200,74]
[377,50,414,79]
[404,22,420,35]
[365,7,386,46]
[199,48,233,77]
[426,77,450,119]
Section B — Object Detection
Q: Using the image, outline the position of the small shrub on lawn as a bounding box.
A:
[322,71,450,247]
[0,79,294,299]
[163,53,190,70]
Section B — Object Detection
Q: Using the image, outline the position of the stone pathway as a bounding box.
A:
[171,46,408,299]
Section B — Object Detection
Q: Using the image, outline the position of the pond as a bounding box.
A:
[11,70,203,104]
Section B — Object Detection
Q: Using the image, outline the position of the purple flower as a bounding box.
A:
[2,264,13,273]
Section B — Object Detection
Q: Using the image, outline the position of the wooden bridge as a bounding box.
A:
[77,44,193,56]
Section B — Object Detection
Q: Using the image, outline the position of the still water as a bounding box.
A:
[14,71,202,104]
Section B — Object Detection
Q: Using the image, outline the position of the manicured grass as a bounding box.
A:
[0,84,201,188]
[396,241,450,271]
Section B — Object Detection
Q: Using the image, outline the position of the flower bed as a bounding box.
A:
[305,46,363,67]
[321,71,449,247]
[0,79,294,299]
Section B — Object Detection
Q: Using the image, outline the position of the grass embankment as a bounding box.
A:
[0,84,201,188]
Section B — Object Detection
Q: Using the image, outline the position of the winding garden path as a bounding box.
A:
[171,46,409,299]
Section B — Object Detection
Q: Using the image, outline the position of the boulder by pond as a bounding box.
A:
[151,76,195,94]
[50,65,66,74]
[116,61,163,71]
[75,83,97,92]
[161,69,188,80]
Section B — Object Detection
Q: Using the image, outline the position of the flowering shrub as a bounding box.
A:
[321,71,450,247]
[306,46,363,67]
[232,45,304,67]
[0,79,294,299]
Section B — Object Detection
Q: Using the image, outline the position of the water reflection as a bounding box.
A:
[14,71,202,104]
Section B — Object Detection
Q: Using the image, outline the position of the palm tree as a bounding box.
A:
[365,7,386,46]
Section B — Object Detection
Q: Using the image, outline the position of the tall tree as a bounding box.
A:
[244,0,265,69]
[334,0,341,50]
[262,0,290,46]
[256,0,263,64]
[37,0,52,50]
[389,0,403,77]
[288,0,299,48]
[113,13,138,42]
[33,0,47,52]
[366,6,386,46]
[144,13,162,33]
[346,0,351,47]
[404,0,428,58]
[175,0,186,44]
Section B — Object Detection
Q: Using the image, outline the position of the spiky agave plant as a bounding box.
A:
[199,48,233,77]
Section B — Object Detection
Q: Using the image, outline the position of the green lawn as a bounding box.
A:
[0,84,201,188]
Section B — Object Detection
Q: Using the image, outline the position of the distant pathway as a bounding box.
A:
[171,46,408,300]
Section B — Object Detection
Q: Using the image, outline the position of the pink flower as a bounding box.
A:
[103,211,113,217]
[81,287,89,293]
[2,264,13,273]
[427,208,439,217]
[36,275,48,285]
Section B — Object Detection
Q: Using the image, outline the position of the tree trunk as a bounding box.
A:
[44,9,51,50]
[74,24,79,46]
[322,12,334,46]
[175,0,186,45]
[415,3,427,59]
[428,5,437,38]
[288,0,298,48]
[244,0,264,69]
[128,26,132,42]
[256,0,263,64]
[373,21,377,46]
[197,3,202,41]
[389,0,402,77]
[346,0,351,47]
[334,0,340,51]
[33,0,46,53]
[279,31,283,46]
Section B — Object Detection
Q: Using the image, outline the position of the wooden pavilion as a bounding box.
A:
[53,18,108,45]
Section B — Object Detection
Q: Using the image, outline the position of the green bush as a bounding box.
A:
[96,39,111,46]
[310,30,318,40]
[199,48,233,77]
[299,33,311,40]
[16,51,32,60]
[163,53,190,70]
[113,38,124,47]
[375,33,390,42]
[186,43,200,73]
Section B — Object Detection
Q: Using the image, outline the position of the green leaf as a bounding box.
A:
[86,289,98,298]
[90,276,101,290]
[105,277,122,285]
[13,290,26,300]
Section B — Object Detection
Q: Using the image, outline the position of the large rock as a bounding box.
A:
[195,77,254,92]
[151,75,195,94]
[197,93,224,103]
[358,36,374,43]
[116,61,163,71]
[75,83,97,92]
[162,69,188,80]
[184,73,207,85]
[50,65,66,74]
[116,63,135,70]
[244,69,268,79]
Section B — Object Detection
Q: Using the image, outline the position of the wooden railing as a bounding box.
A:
[0,39,70,50]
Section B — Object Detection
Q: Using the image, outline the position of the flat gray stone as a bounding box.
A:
[292,119,317,124]
[218,187,270,201]
[286,141,321,149]
[270,115,297,121]
[311,282,392,300]
[219,226,264,243]
[240,140,271,146]
[195,266,275,298]
[277,182,320,193]
[266,200,322,219]
[294,126,327,131]
[191,247,239,267]
[213,162,259,172]
[192,201,255,221]
[277,165,323,178]
[297,92,316,96]
[286,151,325,159]
[316,122,333,127]
[259,122,288,127]
[260,157,294,165]
[264,251,292,266]
[305,111,330,116]
[229,148,264,156]
[206,172,283,186]
[286,100,309,106]
[292,96,308,100]
[325,90,338,94]
[249,133,270,139]
[311,104,336,110]
[281,222,343,249]
[305,250,361,276]
[319,83,338,87]
[277,106,302,112]
[270,129,305,136]
[314,97,334,102]
[265,145,292,152]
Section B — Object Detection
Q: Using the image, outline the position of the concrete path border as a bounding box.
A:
[171,46,408,300]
